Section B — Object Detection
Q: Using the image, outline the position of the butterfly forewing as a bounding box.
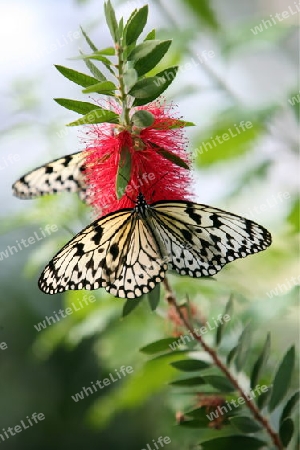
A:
[12,151,87,200]
[151,200,272,277]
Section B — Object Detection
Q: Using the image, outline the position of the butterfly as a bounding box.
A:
[12,151,87,200]
[38,192,272,299]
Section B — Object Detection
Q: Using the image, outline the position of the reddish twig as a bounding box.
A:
[163,277,283,450]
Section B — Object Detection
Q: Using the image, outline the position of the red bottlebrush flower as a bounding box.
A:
[83,100,191,218]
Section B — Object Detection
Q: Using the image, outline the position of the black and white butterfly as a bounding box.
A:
[12,151,87,200]
[38,192,272,299]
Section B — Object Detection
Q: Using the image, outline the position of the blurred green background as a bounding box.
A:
[0,0,299,449]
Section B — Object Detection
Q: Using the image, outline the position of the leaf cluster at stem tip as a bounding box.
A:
[54,0,191,132]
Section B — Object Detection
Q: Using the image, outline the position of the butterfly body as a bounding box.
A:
[38,193,271,299]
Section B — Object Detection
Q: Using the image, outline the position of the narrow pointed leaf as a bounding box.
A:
[200,436,267,450]
[147,284,160,311]
[171,359,210,372]
[131,110,154,128]
[185,406,211,421]
[133,66,178,106]
[104,0,119,43]
[250,333,271,388]
[80,26,98,52]
[216,296,233,346]
[55,65,99,88]
[152,145,189,170]
[144,29,155,40]
[170,376,204,387]
[116,146,131,199]
[201,375,235,392]
[227,344,238,365]
[82,81,116,94]
[129,76,165,98]
[280,391,300,424]
[128,40,172,76]
[234,324,252,372]
[140,338,180,355]
[269,346,295,412]
[230,416,262,433]
[152,118,194,130]
[122,297,143,317]
[80,51,106,81]
[256,386,272,410]
[124,5,148,45]
[67,109,119,126]
[54,98,99,115]
[95,47,115,55]
[279,417,294,447]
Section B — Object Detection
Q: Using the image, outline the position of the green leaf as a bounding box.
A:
[269,346,295,412]
[128,40,172,76]
[55,65,99,88]
[227,345,238,365]
[80,26,98,52]
[124,5,148,45]
[279,417,294,448]
[151,119,195,130]
[131,110,154,128]
[184,0,220,31]
[195,120,262,166]
[147,284,160,311]
[234,324,252,372]
[82,81,116,94]
[250,333,271,388]
[80,51,106,81]
[140,338,180,355]
[215,296,233,346]
[280,391,300,424]
[178,419,208,428]
[257,387,272,410]
[200,436,267,450]
[230,416,262,433]
[54,98,99,115]
[95,47,115,55]
[77,52,113,74]
[170,376,205,387]
[185,406,212,421]
[201,375,235,393]
[116,146,131,199]
[133,66,178,106]
[144,29,155,40]
[67,108,119,126]
[122,297,144,318]
[104,0,119,43]
[151,143,189,169]
[123,68,138,91]
[171,359,210,372]
[129,76,165,98]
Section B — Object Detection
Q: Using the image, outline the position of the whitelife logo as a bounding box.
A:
[71,365,134,402]
[0,412,45,443]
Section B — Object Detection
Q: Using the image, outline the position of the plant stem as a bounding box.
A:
[163,277,283,450]
[115,43,131,127]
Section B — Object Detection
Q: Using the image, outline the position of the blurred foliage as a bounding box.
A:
[0,0,299,449]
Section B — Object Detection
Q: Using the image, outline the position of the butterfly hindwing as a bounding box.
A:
[151,200,272,277]
[12,151,87,200]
